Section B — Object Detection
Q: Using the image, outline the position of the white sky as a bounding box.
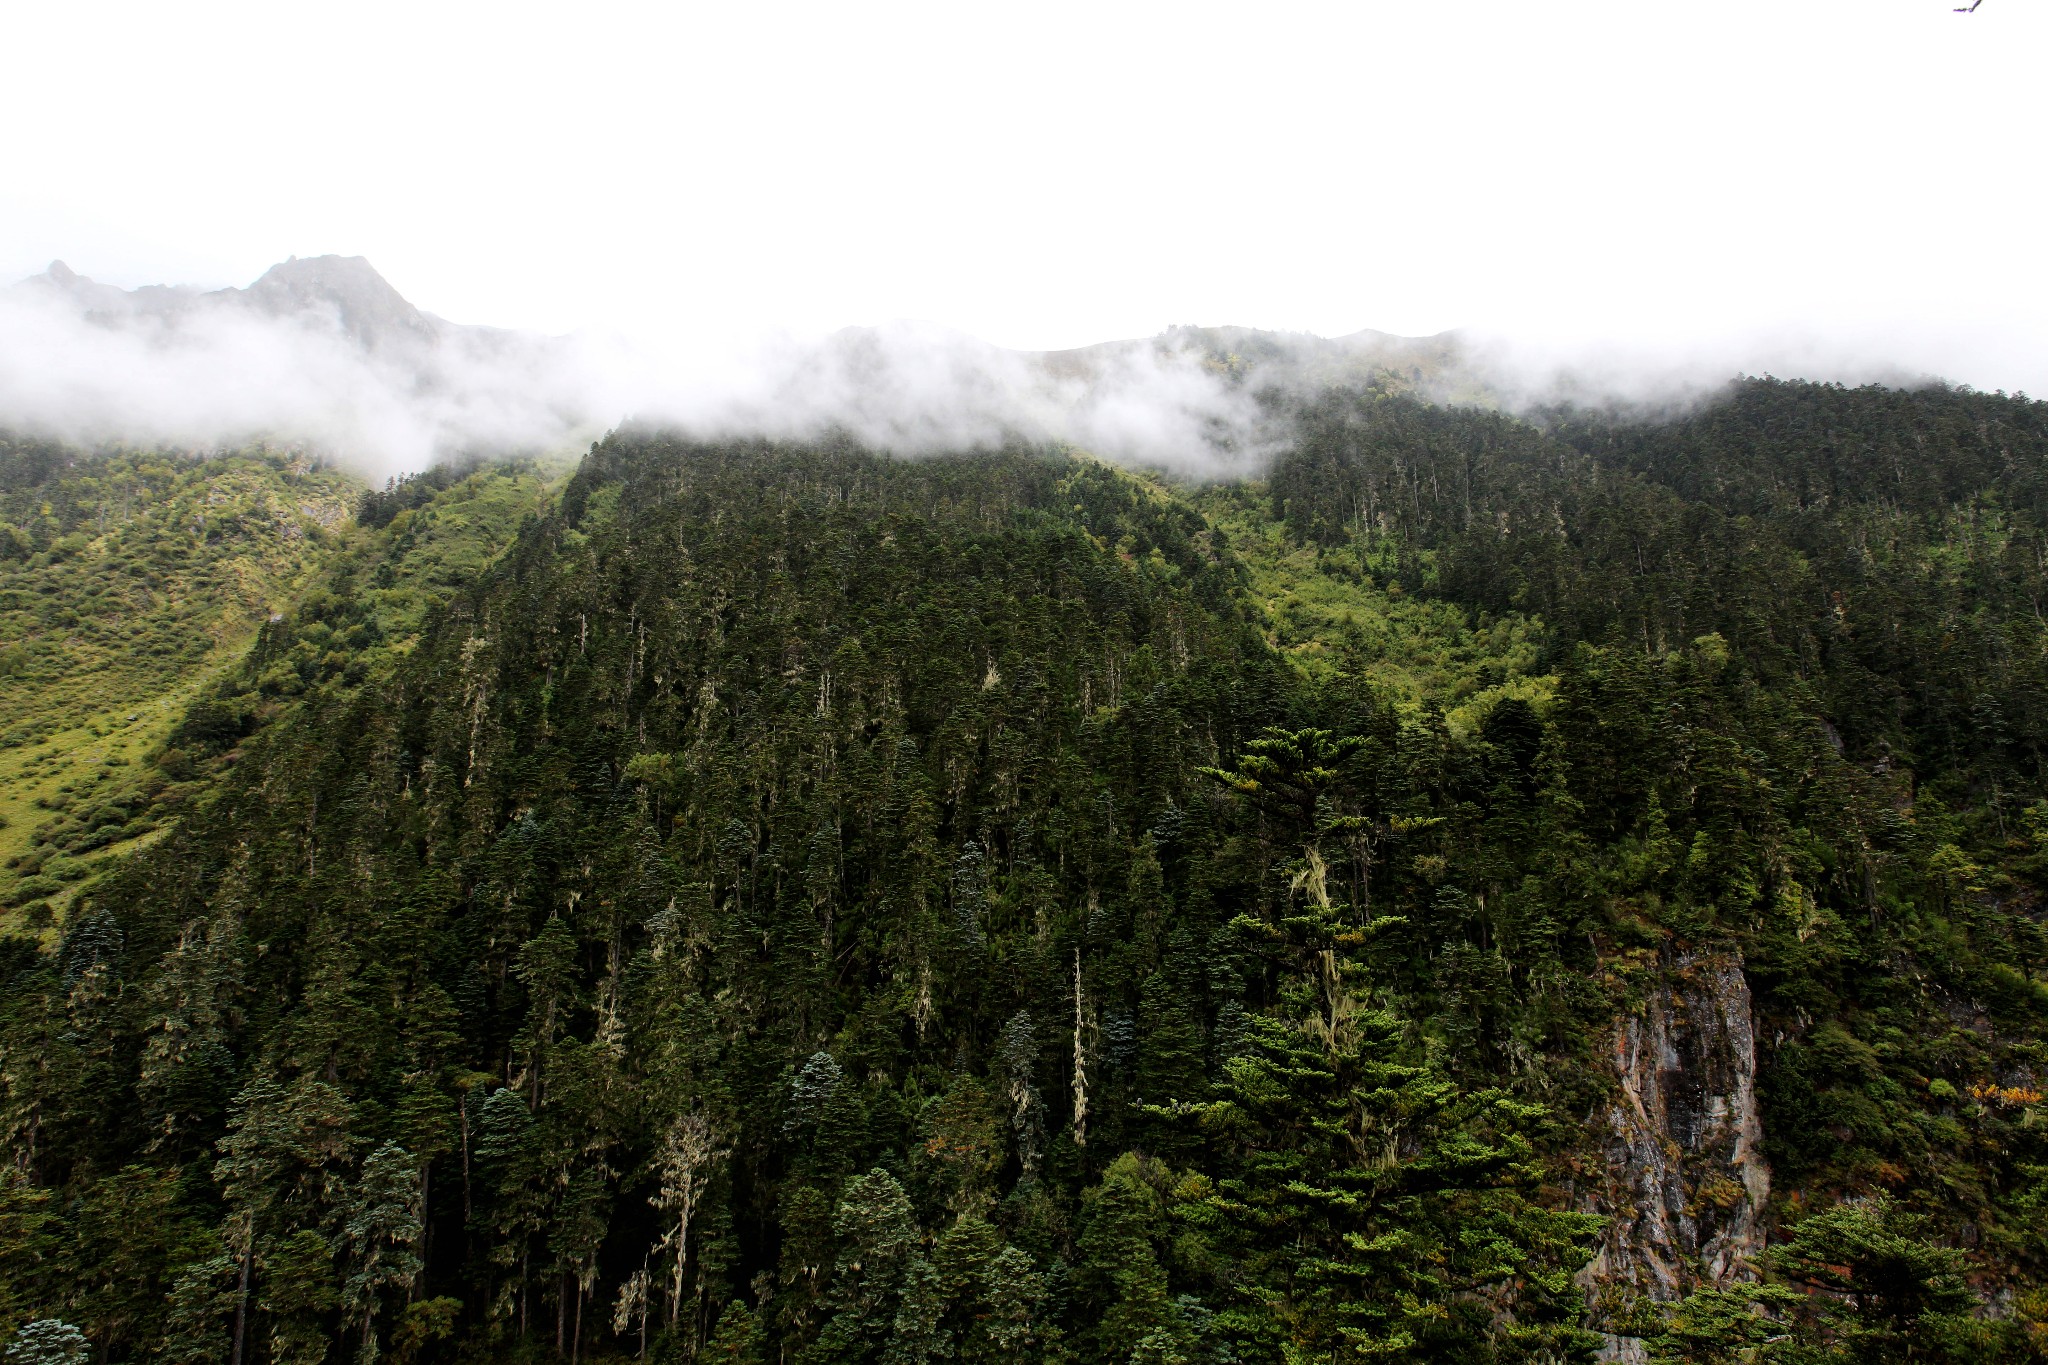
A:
[2,0,2044,388]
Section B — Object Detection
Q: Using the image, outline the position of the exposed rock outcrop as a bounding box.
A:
[1581,949,1771,1353]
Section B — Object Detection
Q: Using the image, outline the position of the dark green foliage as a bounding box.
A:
[354,458,495,530]
[0,384,2042,1361]
[1270,380,2048,796]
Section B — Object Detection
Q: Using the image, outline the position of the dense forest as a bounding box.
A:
[1,378,2045,1364]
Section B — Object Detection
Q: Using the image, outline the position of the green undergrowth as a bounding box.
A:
[1195,480,1554,730]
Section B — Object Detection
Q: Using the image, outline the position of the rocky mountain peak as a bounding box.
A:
[243,254,434,350]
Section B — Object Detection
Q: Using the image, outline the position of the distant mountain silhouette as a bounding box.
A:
[18,255,466,355]
[6,256,1482,469]
[18,258,1466,396]
[242,255,438,350]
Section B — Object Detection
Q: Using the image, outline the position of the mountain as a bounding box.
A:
[23,255,443,352]
[4,258,598,467]
[5,259,1481,476]
[240,256,440,351]
[0,437,359,920]
[0,366,2045,1362]
[1040,323,1470,395]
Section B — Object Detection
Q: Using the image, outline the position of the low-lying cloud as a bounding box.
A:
[1,257,2036,483]
[624,321,1295,480]
[0,260,1314,480]
[0,259,609,476]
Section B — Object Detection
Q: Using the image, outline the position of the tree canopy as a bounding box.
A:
[1,380,2044,1362]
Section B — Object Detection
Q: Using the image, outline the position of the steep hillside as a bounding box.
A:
[0,440,559,936]
[0,440,357,929]
[1262,381,2048,1346]
[1,384,2044,1365]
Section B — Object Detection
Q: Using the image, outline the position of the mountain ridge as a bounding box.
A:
[22,254,473,353]
[12,257,1483,468]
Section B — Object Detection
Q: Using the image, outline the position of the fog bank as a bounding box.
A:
[2,257,2034,482]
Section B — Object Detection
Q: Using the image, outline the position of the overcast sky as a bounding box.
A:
[3,0,2043,389]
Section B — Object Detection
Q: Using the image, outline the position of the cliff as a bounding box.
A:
[1582,949,1773,1355]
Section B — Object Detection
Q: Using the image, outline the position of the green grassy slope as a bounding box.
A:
[0,442,562,935]
[1195,480,1555,730]
[0,443,359,930]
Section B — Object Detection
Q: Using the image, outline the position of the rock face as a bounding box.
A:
[243,255,440,352]
[1582,949,1771,1350]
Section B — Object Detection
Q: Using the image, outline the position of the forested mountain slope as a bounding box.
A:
[1,381,2045,1364]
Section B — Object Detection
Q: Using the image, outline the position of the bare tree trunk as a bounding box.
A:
[230,1233,252,1365]
[415,1163,431,1302]
[654,1113,723,1326]
[1072,949,1088,1146]
[669,1207,689,1327]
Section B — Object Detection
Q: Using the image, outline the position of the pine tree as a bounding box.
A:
[259,1228,337,1365]
[808,1169,921,1365]
[1,1321,86,1365]
[341,1142,423,1363]
[704,1300,766,1364]
[650,1110,724,1328]
[1075,1154,1182,1362]
[881,1255,948,1365]
[214,1076,355,1365]
[978,1244,1050,1361]
[1767,1195,1980,1361]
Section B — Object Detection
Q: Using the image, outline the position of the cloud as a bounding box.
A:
[1453,316,2042,421]
[2,257,2035,488]
[0,260,613,479]
[0,261,1318,481]
[618,321,1290,480]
